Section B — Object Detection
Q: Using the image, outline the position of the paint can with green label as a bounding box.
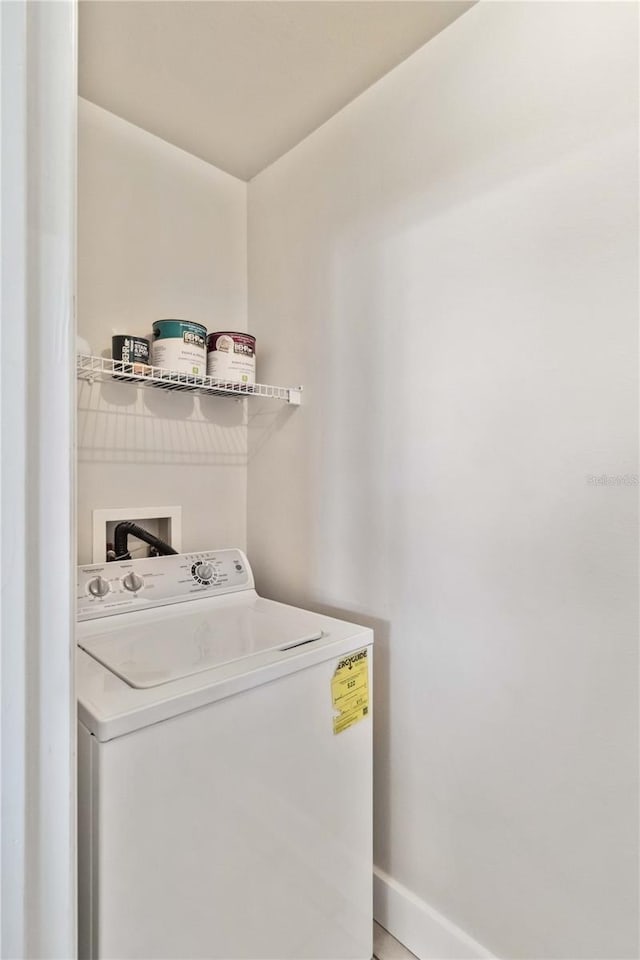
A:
[151,320,207,377]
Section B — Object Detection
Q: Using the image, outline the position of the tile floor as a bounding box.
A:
[373,921,417,959]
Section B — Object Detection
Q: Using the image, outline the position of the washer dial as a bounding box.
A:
[191,560,218,586]
[87,575,110,598]
[122,571,144,592]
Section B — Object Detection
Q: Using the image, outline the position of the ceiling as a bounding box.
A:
[79,1,473,182]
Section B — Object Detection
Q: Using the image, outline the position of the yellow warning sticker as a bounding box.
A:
[331,648,369,735]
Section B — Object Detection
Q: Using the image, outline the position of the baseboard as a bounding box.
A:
[373,866,496,960]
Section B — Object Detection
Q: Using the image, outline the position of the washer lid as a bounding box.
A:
[78,602,323,689]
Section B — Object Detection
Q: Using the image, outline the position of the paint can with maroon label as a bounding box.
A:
[206,331,256,385]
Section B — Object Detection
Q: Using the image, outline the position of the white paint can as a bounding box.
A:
[151,320,207,376]
[206,331,256,385]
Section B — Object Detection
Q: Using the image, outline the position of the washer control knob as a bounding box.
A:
[122,571,144,592]
[195,562,214,581]
[87,576,110,598]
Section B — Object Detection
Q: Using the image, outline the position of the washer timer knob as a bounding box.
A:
[122,571,144,592]
[195,562,214,581]
[87,576,110,598]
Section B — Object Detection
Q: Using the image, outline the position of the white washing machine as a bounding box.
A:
[77,549,373,960]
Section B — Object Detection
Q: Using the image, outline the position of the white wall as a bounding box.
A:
[77,99,248,562]
[247,4,639,958]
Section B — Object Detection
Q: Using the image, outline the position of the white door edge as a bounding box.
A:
[0,2,77,956]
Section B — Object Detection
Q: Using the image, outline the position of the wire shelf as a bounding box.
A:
[76,355,302,405]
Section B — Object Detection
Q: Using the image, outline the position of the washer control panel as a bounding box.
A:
[77,549,253,621]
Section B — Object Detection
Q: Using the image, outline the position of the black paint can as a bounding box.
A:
[112,335,150,376]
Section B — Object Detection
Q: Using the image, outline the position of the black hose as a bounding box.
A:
[113,521,178,561]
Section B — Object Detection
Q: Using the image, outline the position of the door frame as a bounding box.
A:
[0,1,77,956]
